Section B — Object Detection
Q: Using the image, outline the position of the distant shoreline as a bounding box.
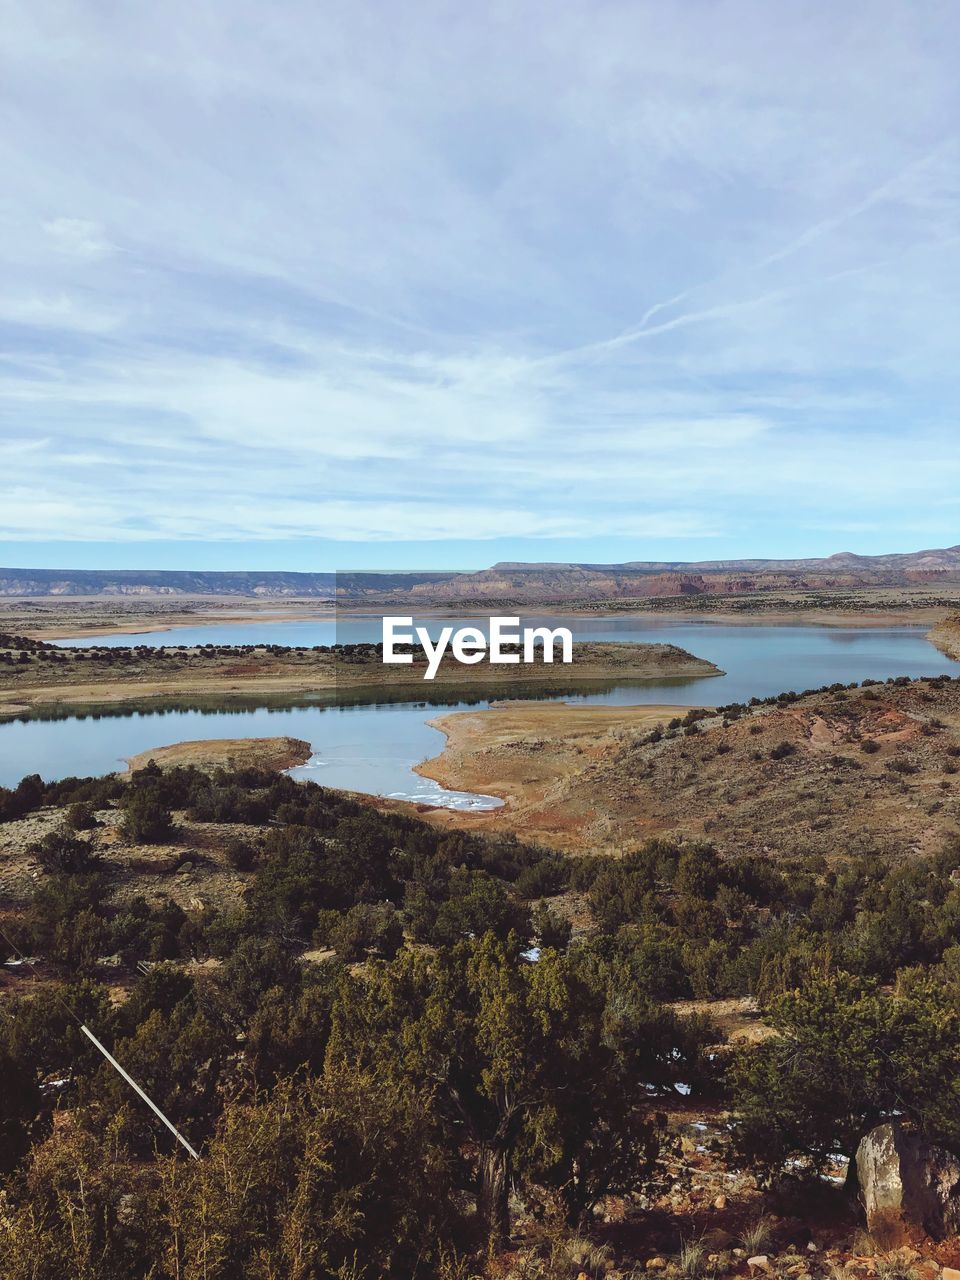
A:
[12,602,959,643]
[0,639,720,716]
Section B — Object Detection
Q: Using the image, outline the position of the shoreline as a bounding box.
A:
[38,607,952,638]
[403,701,700,849]
[27,607,336,641]
[6,593,959,642]
[929,615,960,661]
[397,673,960,856]
[0,640,721,716]
[124,735,313,774]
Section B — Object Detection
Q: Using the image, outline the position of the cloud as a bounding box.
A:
[1,1,960,555]
[0,293,122,333]
[43,217,113,261]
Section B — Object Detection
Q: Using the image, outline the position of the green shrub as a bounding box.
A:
[122,790,174,844]
[65,801,98,831]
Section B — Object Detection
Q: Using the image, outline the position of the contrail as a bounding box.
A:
[543,138,958,368]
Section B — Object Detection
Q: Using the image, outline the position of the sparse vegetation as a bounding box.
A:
[2,670,960,1275]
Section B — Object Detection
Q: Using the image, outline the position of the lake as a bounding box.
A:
[6,618,959,806]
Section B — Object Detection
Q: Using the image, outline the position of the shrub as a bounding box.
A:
[30,832,96,875]
[0,1048,43,1174]
[327,902,404,961]
[225,838,257,871]
[65,802,98,831]
[531,902,572,951]
[122,790,174,844]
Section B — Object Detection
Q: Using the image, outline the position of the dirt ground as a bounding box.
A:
[670,995,776,1046]
[409,702,705,851]
[0,736,318,922]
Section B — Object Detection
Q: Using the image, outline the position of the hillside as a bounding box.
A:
[5,720,960,1276]
[415,674,960,856]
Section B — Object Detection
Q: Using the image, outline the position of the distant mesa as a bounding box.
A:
[2,544,960,602]
[0,567,335,598]
[336,545,960,605]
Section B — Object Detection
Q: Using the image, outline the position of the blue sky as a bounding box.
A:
[2,1,960,572]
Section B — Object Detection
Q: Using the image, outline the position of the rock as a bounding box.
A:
[714,1194,728,1210]
[806,1243,818,1253]
[646,1258,667,1270]
[747,1257,772,1273]
[855,1121,960,1244]
[941,1269,960,1280]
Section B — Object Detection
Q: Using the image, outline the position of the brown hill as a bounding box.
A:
[415,675,960,858]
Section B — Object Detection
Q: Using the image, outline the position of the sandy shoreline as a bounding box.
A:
[125,735,313,774]
[404,701,697,849]
[929,615,960,660]
[398,674,960,857]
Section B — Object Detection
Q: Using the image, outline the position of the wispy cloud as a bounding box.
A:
[2,0,960,560]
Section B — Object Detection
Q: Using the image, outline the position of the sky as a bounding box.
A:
[1,1,960,572]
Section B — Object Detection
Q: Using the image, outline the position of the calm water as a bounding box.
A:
[7,619,959,806]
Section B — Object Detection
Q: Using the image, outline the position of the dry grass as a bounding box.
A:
[678,1236,711,1279]
[739,1217,774,1256]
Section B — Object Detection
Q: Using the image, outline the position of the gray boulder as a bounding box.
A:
[855,1121,960,1243]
